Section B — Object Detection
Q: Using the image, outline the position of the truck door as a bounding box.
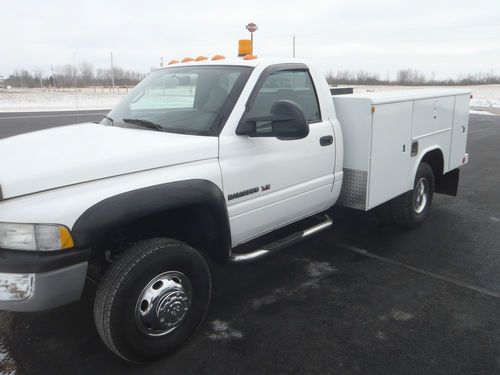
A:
[219,66,336,246]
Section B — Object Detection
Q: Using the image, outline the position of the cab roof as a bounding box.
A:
[158,57,311,70]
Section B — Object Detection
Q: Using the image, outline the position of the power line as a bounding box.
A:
[265,23,500,39]
[315,23,500,36]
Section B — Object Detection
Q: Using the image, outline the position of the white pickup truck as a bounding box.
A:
[0,57,470,362]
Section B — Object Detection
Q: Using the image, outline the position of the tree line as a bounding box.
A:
[326,69,500,86]
[4,64,500,88]
[3,62,147,88]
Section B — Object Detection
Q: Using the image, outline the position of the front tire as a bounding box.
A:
[94,238,211,363]
[390,162,434,228]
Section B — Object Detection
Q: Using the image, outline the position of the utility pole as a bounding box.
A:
[293,35,296,58]
[110,52,115,90]
[51,65,56,87]
[73,53,77,90]
[73,52,79,116]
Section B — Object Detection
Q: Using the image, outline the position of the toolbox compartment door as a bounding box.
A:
[368,102,413,209]
[449,94,470,170]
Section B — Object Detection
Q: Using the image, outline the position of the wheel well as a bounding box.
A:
[73,180,231,279]
[420,149,444,179]
[88,204,228,277]
[419,149,459,196]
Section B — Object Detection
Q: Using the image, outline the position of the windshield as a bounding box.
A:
[104,65,252,135]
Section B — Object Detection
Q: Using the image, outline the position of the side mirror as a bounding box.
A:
[237,99,309,140]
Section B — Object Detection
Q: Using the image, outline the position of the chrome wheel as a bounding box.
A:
[135,271,192,337]
[413,178,429,214]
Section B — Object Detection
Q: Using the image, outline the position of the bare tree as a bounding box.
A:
[54,64,76,87]
[79,61,94,85]
[33,68,43,88]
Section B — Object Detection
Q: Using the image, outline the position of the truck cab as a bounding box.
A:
[217,59,343,246]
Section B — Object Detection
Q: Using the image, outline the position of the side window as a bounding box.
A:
[247,70,321,123]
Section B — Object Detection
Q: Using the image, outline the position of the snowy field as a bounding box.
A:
[0,84,499,113]
[0,88,126,112]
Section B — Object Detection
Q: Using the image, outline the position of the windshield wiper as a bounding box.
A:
[103,115,114,124]
[122,118,165,132]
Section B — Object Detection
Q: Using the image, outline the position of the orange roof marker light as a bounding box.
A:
[181,57,194,63]
[168,59,179,65]
[195,56,208,62]
[212,55,226,61]
[243,54,258,60]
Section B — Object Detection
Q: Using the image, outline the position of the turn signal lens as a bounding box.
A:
[59,227,74,249]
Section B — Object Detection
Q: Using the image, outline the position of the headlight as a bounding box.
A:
[0,223,74,251]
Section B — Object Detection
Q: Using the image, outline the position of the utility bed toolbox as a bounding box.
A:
[332,89,471,210]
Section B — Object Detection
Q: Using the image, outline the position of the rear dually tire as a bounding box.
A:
[390,162,435,228]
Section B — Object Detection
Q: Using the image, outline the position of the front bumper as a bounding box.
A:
[0,248,90,312]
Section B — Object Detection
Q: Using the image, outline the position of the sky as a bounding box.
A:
[1,0,499,80]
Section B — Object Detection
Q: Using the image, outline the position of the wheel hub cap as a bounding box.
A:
[414,178,429,214]
[157,291,190,326]
[135,271,192,337]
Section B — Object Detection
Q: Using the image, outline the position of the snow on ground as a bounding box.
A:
[1,84,500,113]
[0,88,126,112]
[0,339,16,375]
[469,109,497,116]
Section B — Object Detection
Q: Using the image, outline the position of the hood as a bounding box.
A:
[0,123,219,199]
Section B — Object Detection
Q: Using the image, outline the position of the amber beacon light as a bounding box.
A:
[238,39,252,57]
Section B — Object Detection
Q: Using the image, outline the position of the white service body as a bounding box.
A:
[333,89,470,210]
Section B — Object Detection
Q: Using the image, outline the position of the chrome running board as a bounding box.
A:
[229,214,333,263]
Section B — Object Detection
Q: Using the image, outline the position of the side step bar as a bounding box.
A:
[229,214,333,263]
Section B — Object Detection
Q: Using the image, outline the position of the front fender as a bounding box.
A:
[72,179,231,260]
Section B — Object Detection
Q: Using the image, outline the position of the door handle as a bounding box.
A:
[320,135,333,146]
